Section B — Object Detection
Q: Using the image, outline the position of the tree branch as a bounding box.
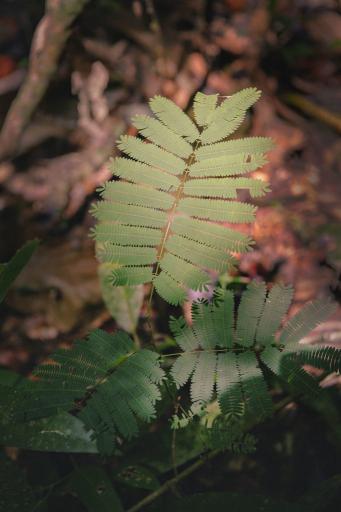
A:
[0,0,89,160]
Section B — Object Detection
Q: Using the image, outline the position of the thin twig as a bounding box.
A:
[284,92,341,134]
[0,0,90,160]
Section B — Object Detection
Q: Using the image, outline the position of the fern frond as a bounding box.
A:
[261,347,321,398]
[189,153,268,177]
[280,299,337,345]
[118,135,185,175]
[93,202,166,228]
[193,92,218,126]
[216,353,244,417]
[195,137,274,160]
[184,177,270,198]
[191,300,220,349]
[170,352,199,387]
[180,197,256,223]
[149,95,200,142]
[165,234,237,273]
[211,289,234,348]
[132,115,192,158]
[172,217,253,253]
[170,281,338,426]
[101,181,173,210]
[212,88,261,123]
[111,266,153,286]
[190,352,217,403]
[93,90,273,304]
[169,315,199,350]
[286,344,341,374]
[235,281,267,347]
[200,115,246,145]
[255,284,293,346]
[199,88,260,144]
[110,157,179,192]
[153,271,187,305]
[93,224,162,246]
[16,330,164,455]
[97,244,156,266]
[238,351,273,419]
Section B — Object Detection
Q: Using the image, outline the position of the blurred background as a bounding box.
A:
[0,0,340,367]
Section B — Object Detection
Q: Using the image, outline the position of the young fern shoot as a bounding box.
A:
[91,88,274,305]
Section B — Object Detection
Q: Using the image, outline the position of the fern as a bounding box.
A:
[91,89,274,305]
[14,330,164,455]
[169,282,338,421]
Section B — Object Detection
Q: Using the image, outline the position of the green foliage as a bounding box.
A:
[91,89,274,305]
[14,330,164,455]
[0,240,39,303]
[169,282,338,421]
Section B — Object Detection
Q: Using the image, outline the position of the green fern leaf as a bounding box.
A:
[189,153,268,177]
[170,352,199,387]
[169,281,338,424]
[15,330,164,454]
[109,157,179,192]
[193,92,218,126]
[149,95,200,142]
[261,347,320,398]
[184,176,270,198]
[195,137,274,160]
[92,90,273,304]
[118,135,185,175]
[132,115,193,158]
[255,284,293,346]
[238,351,273,419]
[216,352,244,417]
[190,351,217,403]
[279,299,337,345]
[295,345,341,374]
[235,281,267,347]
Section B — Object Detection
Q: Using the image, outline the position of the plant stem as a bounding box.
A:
[127,395,293,512]
[126,449,219,512]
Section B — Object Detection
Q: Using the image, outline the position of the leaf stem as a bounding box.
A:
[145,139,201,333]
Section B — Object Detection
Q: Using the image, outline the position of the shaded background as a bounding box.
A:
[0,0,341,508]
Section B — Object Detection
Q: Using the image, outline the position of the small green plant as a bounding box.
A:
[1,91,340,511]
[169,283,338,424]
[91,88,273,304]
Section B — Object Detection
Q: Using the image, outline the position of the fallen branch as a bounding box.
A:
[284,92,341,134]
[0,0,89,160]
